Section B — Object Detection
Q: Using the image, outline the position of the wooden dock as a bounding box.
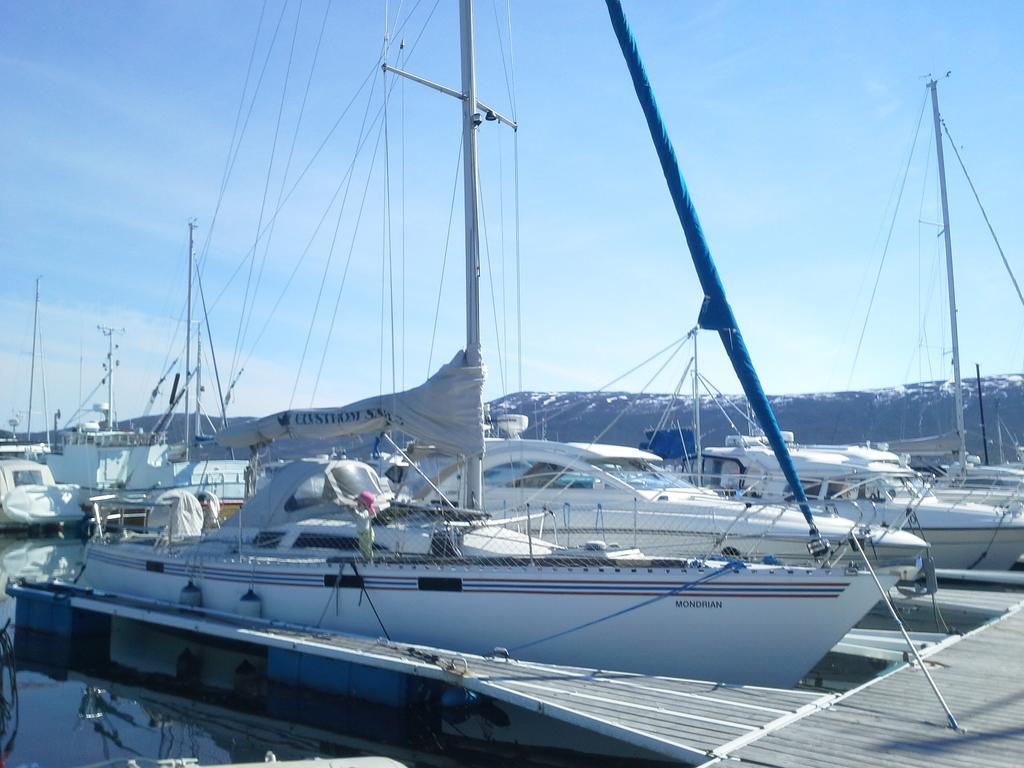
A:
[10,581,1024,766]
[702,588,1024,767]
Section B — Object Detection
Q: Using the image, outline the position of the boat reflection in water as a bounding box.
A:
[16,618,675,768]
[0,534,84,621]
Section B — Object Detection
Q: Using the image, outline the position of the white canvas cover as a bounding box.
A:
[1,484,81,525]
[153,489,204,539]
[217,351,485,456]
[238,459,387,530]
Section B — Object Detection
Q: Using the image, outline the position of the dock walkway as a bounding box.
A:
[705,588,1024,767]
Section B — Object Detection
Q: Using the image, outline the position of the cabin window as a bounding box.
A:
[483,461,532,487]
[253,531,285,548]
[284,475,327,511]
[514,462,598,490]
[588,458,683,490]
[858,483,888,502]
[293,533,385,551]
[703,458,743,490]
[11,470,44,487]
[825,481,853,500]
[802,480,822,499]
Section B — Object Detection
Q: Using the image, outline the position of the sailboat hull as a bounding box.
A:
[85,542,888,688]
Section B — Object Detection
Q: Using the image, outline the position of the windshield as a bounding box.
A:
[587,458,690,490]
[11,469,45,487]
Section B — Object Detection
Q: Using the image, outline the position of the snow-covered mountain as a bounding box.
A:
[38,374,1021,461]
[489,374,1024,459]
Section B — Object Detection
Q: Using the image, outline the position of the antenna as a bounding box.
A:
[97,324,125,429]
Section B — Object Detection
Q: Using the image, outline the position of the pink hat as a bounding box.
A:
[356,491,378,515]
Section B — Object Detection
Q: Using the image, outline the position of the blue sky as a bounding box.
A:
[1,0,1022,429]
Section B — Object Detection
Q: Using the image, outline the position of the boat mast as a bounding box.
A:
[26,277,40,441]
[185,219,195,460]
[459,0,484,508]
[195,327,203,441]
[928,78,967,471]
[975,363,989,465]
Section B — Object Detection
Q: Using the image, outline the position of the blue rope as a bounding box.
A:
[508,562,737,653]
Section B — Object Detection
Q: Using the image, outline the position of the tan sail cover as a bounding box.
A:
[885,433,961,457]
[217,351,485,456]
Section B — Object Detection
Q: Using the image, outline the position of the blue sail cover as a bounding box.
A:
[605,0,817,534]
[640,428,695,462]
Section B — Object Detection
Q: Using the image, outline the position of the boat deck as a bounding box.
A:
[10,582,1024,766]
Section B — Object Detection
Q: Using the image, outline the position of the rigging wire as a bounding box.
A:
[147,232,190,398]
[500,334,690,513]
[38,329,48,438]
[479,174,508,393]
[289,40,384,407]
[698,372,760,434]
[583,336,688,448]
[207,3,432,307]
[942,119,1024,311]
[195,0,270,274]
[846,92,929,386]
[234,107,387,400]
[489,0,515,399]
[524,332,699,431]
[912,125,935,383]
[400,39,407,390]
[308,2,444,403]
[195,241,232,429]
[219,0,442,405]
[498,113,508,397]
[230,0,304,388]
[650,356,694,438]
[254,0,334,395]
[382,27,398,399]
[426,135,465,375]
[503,0,523,392]
[828,103,919,391]
[310,120,389,403]
[904,126,942,385]
[513,128,522,392]
[208,60,380,313]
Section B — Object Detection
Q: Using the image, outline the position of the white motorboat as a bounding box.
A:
[85,457,892,687]
[702,435,1024,570]
[927,461,1024,509]
[398,436,928,571]
[0,459,83,528]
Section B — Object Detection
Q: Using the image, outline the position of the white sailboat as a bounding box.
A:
[82,0,894,689]
[912,80,1024,509]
